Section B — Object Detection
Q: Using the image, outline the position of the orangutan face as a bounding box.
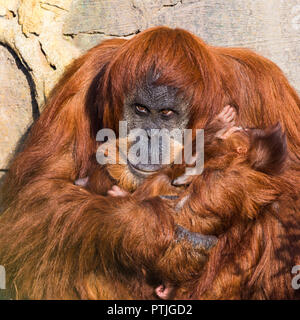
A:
[123,80,189,178]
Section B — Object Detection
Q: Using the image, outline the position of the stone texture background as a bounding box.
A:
[0,0,299,172]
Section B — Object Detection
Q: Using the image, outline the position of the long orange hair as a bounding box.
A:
[1,26,299,299]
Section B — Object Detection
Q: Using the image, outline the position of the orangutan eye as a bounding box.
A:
[135,104,149,114]
[160,109,174,117]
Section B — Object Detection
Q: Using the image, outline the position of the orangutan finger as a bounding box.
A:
[175,225,218,250]
[107,185,129,197]
[155,283,175,300]
[74,176,89,187]
[159,195,180,200]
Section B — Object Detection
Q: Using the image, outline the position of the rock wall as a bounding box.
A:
[0,0,299,171]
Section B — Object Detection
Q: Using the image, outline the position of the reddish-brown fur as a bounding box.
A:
[0,27,300,299]
[152,121,300,299]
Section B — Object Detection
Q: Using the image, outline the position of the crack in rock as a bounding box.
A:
[0,9,16,19]
[39,40,56,70]
[64,30,140,38]
[162,0,183,8]
[40,2,69,12]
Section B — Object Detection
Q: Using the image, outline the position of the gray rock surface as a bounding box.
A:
[63,0,300,92]
[0,45,33,169]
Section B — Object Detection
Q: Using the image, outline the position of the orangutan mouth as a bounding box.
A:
[127,161,159,177]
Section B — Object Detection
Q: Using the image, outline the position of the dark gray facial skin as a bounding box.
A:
[123,80,189,178]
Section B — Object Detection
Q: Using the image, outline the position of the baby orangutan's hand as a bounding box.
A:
[215,105,242,139]
[172,105,239,187]
[216,104,236,125]
[155,282,176,300]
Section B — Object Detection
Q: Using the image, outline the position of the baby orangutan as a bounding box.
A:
[133,106,289,299]
[75,105,289,299]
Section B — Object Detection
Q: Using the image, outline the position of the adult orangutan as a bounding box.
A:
[0,26,300,299]
[81,105,300,300]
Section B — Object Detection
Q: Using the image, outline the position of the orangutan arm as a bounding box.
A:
[0,169,212,299]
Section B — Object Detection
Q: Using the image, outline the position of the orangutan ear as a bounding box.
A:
[249,123,288,175]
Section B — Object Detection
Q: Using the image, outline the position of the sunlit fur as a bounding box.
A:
[0,27,300,299]
[126,119,300,299]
